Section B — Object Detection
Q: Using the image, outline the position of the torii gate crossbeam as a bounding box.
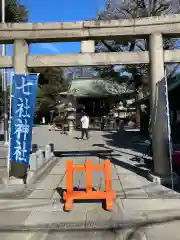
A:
[0,14,179,184]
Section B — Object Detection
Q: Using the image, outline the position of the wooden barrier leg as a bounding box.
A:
[104,160,113,210]
[64,160,73,210]
[85,160,92,193]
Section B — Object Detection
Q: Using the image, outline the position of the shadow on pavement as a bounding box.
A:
[92,143,153,179]
[111,156,152,179]
[56,187,106,211]
[54,149,116,158]
[98,131,180,193]
[101,130,154,175]
[102,129,148,155]
[54,145,152,180]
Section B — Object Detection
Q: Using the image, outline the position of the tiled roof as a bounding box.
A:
[67,77,134,97]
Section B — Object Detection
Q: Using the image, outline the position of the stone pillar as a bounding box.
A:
[149,33,171,181]
[67,95,77,131]
[13,40,29,74]
[67,95,77,109]
[45,144,51,161]
[68,120,74,134]
[81,40,95,53]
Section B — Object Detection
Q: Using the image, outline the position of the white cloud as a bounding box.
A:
[39,43,59,53]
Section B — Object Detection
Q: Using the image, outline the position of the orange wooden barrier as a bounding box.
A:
[63,159,116,211]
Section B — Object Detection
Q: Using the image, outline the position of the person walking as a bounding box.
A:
[112,106,118,129]
[80,112,89,140]
[100,116,105,130]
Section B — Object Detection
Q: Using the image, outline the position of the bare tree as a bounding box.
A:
[94,0,180,133]
[95,0,180,82]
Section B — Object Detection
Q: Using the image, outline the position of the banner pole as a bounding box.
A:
[7,72,13,179]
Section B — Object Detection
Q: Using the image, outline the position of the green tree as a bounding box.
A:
[0,0,28,114]
[35,67,72,116]
[0,0,28,22]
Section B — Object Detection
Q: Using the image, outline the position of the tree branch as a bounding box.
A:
[100,40,124,52]
[167,64,180,80]
[136,44,145,51]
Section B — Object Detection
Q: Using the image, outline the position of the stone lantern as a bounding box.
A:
[65,102,76,134]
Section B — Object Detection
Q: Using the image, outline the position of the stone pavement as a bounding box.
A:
[1,127,180,239]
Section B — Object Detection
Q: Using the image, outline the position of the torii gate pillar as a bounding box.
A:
[13,40,29,74]
[149,33,173,184]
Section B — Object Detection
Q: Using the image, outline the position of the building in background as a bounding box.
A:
[67,76,135,117]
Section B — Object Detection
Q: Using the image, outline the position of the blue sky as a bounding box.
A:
[6,0,106,56]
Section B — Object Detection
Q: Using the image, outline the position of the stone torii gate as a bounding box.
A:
[1,14,180,184]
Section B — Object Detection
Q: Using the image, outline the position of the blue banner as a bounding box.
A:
[10,74,38,170]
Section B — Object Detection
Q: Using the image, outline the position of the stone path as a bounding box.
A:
[1,127,180,239]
